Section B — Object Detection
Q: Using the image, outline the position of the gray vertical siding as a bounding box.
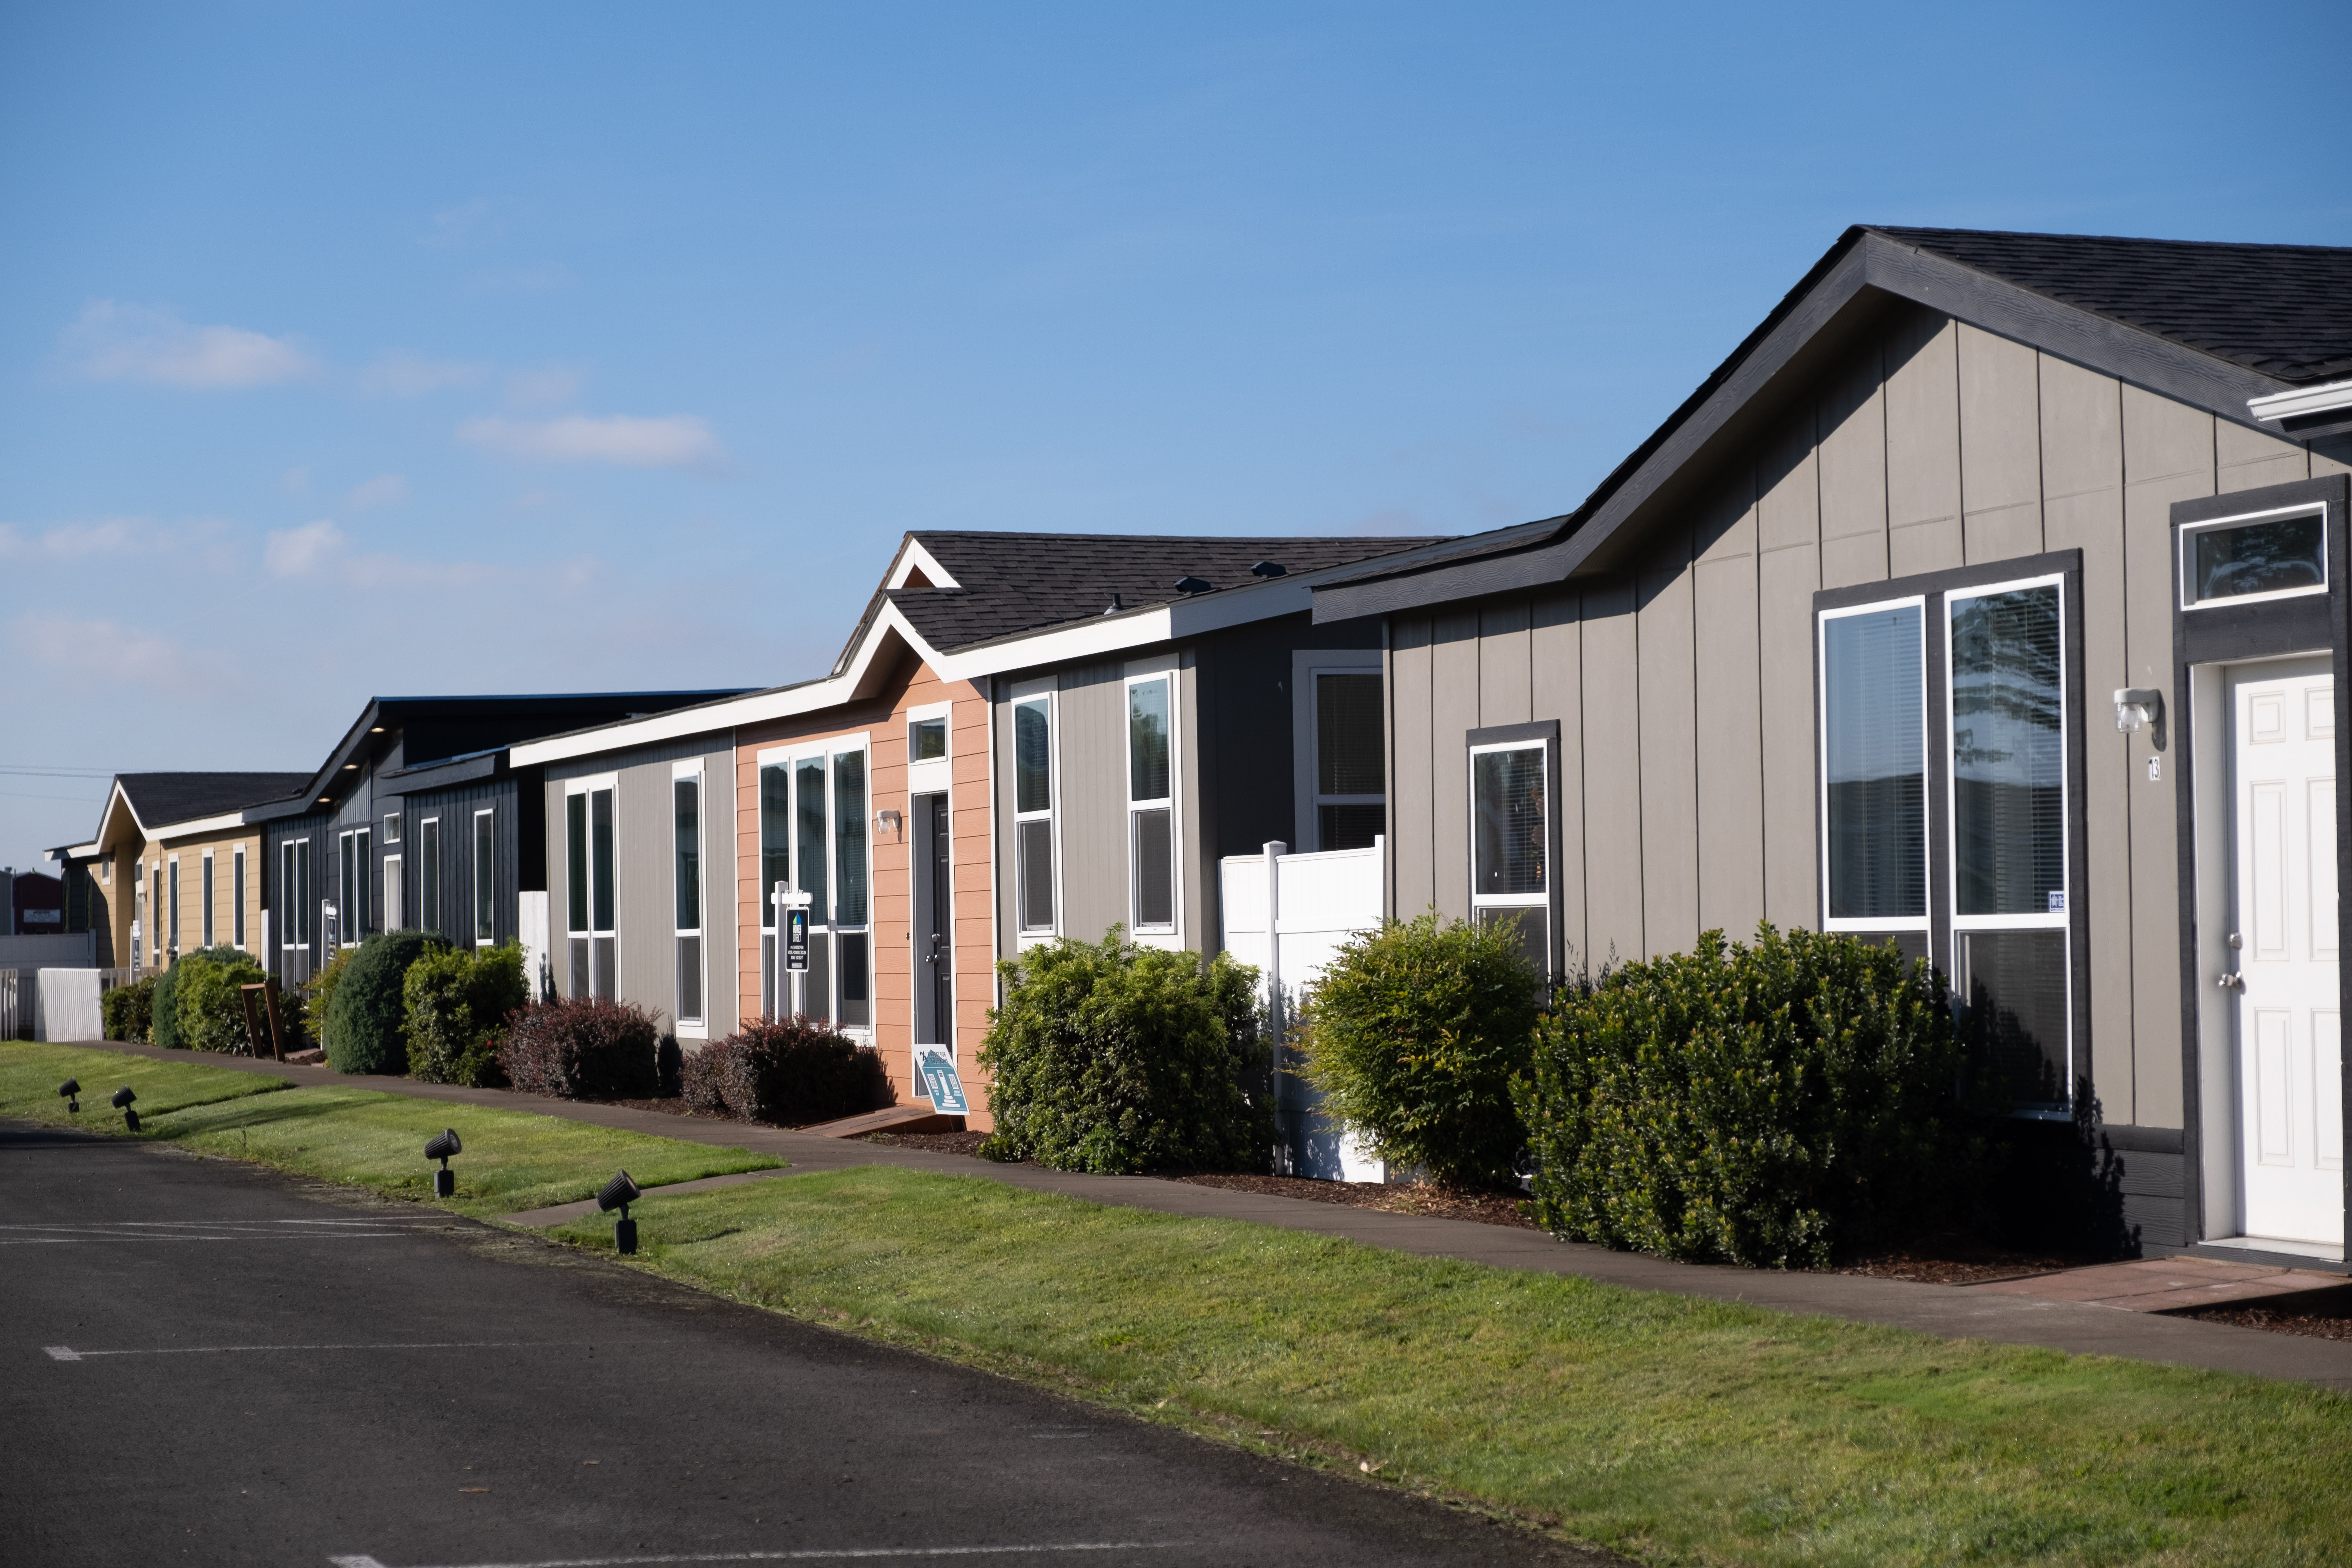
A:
[1386,301,2352,1132]
[1052,659,1129,948]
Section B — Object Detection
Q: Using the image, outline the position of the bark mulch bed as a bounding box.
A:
[1835,1233,2098,1286]
[856,1129,994,1157]
[2176,1288,2352,1342]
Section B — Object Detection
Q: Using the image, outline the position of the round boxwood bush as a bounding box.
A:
[174,946,268,1054]
[1296,911,1543,1190]
[499,996,661,1099]
[403,943,529,1087]
[101,975,157,1043]
[152,945,249,1049]
[703,1014,876,1125]
[977,928,1268,1174]
[323,929,449,1076]
[1516,923,1977,1269]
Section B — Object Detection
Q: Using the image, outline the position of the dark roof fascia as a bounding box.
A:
[1313,226,2307,622]
[247,698,386,823]
[379,749,506,793]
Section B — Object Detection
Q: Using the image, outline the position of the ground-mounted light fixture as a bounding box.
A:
[111,1086,138,1132]
[598,1169,643,1254]
[2113,688,2164,734]
[424,1128,463,1197]
[58,1079,80,1114]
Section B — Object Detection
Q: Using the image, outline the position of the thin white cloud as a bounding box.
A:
[0,517,146,560]
[345,474,409,512]
[456,413,723,470]
[265,519,345,577]
[9,612,239,693]
[359,352,488,397]
[503,364,584,408]
[64,301,315,389]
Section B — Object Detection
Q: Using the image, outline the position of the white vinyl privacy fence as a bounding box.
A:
[1219,838,1386,1182]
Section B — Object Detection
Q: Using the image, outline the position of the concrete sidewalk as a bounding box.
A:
[45,1037,2352,1392]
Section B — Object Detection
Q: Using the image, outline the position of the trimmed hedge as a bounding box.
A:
[1296,912,1542,1189]
[101,975,156,1043]
[174,946,268,1054]
[977,928,1268,1175]
[1517,923,1977,1269]
[499,997,661,1100]
[686,1015,874,1125]
[404,943,529,1087]
[154,945,252,1050]
[323,930,448,1076]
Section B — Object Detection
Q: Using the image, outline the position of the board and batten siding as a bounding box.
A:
[1387,301,2352,1138]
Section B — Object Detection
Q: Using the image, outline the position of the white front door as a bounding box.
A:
[2230,659,2343,1246]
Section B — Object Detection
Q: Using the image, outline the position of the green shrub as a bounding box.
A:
[101,975,156,1042]
[323,930,449,1076]
[1295,911,1542,1189]
[152,963,184,1048]
[978,928,1268,1174]
[304,947,355,1035]
[1517,924,1976,1270]
[403,943,529,1087]
[173,946,268,1054]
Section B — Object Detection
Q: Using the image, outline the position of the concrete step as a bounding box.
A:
[799,1104,966,1139]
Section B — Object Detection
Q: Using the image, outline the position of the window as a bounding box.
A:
[759,762,790,1016]
[1014,694,1055,934]
[1815,566,2077,1108]
[232,845,245,948]
[674,770,702,1026]
[383,853,403,931]
[756,741,874,1032]
[566,788,613,997]
[201,852,215,948]
[418,818,440,934]
[1469,736,1550,976]
[337,828,372,942]
[1314,671,1385,851]
[280,838,312,982]
[99,859,108,885]
[2180,503,2326,609]
[1818,600,1928,931]
[383,813,401,845]
[474,809,496,946]
[910,715,948,761]
[167,857,180,959]
[1128,675,1176,933]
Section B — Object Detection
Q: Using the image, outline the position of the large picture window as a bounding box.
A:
[758,741,874,1032]
[473,810,496,946]
[759,761,790,1015]
[418,818,440,934]
[337,827,372,944]
[565,787,612,997]
[201,852,216,948]
[1816,562,2079,1109]
[1014,694,1055,935]
[1128,675,1177,934]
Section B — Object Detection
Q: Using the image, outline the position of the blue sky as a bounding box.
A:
[5,1,2347,872]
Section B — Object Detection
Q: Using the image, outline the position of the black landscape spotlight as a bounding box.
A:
[598,1170,643,1255]
[111,1086,138,1133]
[58,1078,80,1113]
[424,1128,463,1197]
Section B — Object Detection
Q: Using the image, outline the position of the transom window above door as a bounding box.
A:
[2179,502,2328,610]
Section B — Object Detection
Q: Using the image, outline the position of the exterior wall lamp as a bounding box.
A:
[2113,688,2164,733]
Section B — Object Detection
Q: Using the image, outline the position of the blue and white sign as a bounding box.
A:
[915,1047,968,1114]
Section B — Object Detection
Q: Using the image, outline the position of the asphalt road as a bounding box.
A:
[1,1123,1616,1568]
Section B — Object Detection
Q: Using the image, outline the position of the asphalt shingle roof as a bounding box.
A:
[1879,226,2352,385]
[890,532,1451,651]
[119,772,311,826]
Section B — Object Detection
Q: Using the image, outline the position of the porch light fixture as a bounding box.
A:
[598,1169,643,1254]
[2113,688,2164,733]
[111,1085,139,1132]
[424,1128,462,1197]
[58,1079,80,1113]
[875,807,902,837]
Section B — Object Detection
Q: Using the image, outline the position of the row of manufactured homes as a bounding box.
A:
[49,225,2352,1269]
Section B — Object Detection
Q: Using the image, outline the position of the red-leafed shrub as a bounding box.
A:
[498,997,662,1100]
[697,1014,878,1126]
[680,1036,736,1116]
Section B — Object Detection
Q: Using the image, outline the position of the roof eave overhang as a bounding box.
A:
[144,809,256,841]
[1312,227,2303,622]
[380,752,507,793]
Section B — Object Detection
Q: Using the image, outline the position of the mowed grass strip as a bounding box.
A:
[0,1042,781,1219]
[555,1164,2352,1568]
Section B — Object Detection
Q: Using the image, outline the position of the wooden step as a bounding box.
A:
[800,1104,966,1139]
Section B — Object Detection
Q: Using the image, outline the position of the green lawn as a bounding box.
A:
[0,1042,781,1218]
[553,1164,2352,1568]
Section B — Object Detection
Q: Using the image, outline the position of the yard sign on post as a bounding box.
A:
[770,882,812,1018]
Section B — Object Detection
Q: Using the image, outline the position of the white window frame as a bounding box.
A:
[1009,677,1059,945]
[2178,501,2330,612]
[231,844,245,949]
[201,850,216,948]
[1466,738,1549,943]
[337,826,372,945]
[165,854,179,960]
[382,853,403,932]
[1293,650,1386,853]
[383,812,402,845]
[672,760,705,1037]
[418,817,440,936]
[472,807,496,948]
[1943,573,2072,943]
[906,698,954,793]
[754,734,875,1038]
[563,779,616,993]
[1816,594,1932,937]
[1124,669,1181,942]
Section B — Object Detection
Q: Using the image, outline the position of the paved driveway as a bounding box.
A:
[1,1124,1615,1568]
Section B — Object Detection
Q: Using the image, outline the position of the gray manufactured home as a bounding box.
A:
[1313,227,2352,1264]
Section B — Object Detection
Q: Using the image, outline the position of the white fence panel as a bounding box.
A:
[1219,838,1386,1182]
[36,968,104,1041]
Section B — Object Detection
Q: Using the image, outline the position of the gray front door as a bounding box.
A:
[913,791,952,1052]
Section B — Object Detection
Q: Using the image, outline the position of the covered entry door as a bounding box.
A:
[912,792,952,1054]
[2229,659,2343,1246]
